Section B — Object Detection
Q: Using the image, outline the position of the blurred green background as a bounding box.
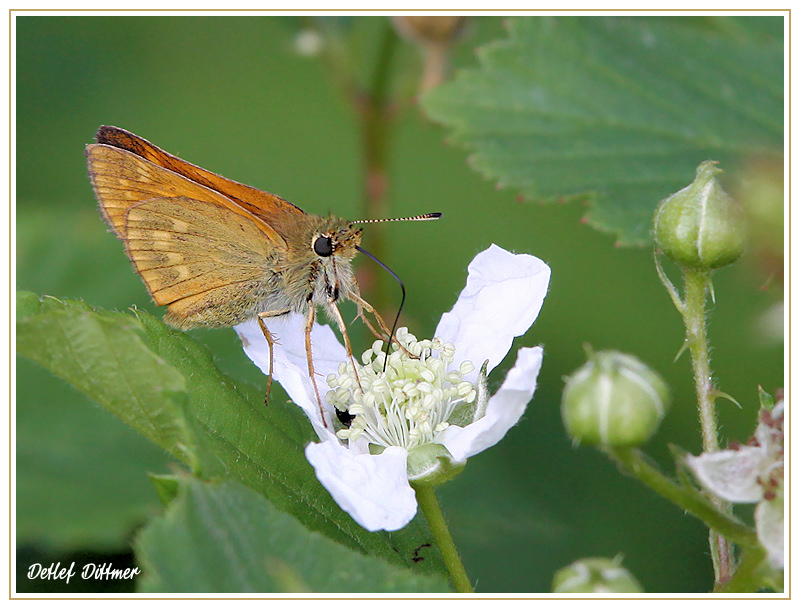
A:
[16,16,783,593]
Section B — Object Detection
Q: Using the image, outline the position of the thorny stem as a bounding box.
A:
[607,447,756,549]
[656,252,737,584]
[681,269,735,585]
[714,545,771,593]
[414,484,474,593]
[610,447,771,593]
[682,271,719,455]
[656,256,736,586]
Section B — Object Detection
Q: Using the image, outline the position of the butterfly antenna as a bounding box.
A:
[355,246,405,371]
[351,212,442,224]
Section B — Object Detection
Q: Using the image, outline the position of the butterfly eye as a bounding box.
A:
[313,235,334,257]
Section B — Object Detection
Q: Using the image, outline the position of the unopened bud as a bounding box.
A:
[392,16,467,46]
[654,161,746,270]
[562,350,670,447]
[552,557,643,593]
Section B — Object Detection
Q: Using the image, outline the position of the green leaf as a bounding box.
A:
[422,17,783,245]
[16,292,192,460]
[136,477,451,593]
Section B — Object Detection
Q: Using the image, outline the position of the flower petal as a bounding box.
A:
[756,497,784,569]
[435,244,550,383]
[305,438,417,532]
[439,346,543,462]
[685,447,767,503]
[235,314,347,422]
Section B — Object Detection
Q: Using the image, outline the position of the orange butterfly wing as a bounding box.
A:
[123,195,286,327]
[91,125,307,239]
[86,126,303,327]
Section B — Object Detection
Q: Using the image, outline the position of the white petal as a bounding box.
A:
[755,399,784,452]
[235,314,347,423]
[756,498,784,569]
[435,244,550,382]
[305,439,417,532]
[439,346,543,462]
[685,447,767,503]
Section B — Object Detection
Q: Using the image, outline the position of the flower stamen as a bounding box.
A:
[329,328,476,451]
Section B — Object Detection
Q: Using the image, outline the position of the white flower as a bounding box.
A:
[686,400,785,569]
[236,244,551,531]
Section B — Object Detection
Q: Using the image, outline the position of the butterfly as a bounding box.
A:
[86,126,439,422]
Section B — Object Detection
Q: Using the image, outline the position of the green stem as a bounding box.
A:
[714,546,769,593]
[681,269,735,584]
[357,20,399,314]
[414,484,474,593]
[317,19,400,316]
[682,270,718,452]
[608,447,757,549]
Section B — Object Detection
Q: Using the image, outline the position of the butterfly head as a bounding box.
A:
[311,218,362,263]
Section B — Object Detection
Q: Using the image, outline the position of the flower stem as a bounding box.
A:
[607,447,757,548]
[714,545,769,593]
[318,18,400,315]
[414,484,474,593]
[681,269,735,584]
[682,270,718,453]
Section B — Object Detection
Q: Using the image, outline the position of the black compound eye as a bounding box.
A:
[313,235,334,257]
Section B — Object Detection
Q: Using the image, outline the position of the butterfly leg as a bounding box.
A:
[350,293,417,359]
[355,304,386,341]
[257,308,291,405]
[303,306,330,428]
[328,301,363,391]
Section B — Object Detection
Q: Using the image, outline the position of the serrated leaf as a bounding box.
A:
[135,477,451,593]
[16,292,192,460]
[422,17,783,245]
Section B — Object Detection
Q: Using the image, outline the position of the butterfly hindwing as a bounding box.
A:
[124,196,285,327]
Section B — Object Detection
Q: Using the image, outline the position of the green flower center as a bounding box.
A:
[326,328,477,451]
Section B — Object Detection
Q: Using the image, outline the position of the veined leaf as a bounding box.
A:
[136,477,451,593]
[422,17,783,245]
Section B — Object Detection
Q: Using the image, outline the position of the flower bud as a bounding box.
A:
[654,161,746,270]
[392,16,467,46]
[561,350,670,447]
[552,557,643,593]
[392,16,468,94]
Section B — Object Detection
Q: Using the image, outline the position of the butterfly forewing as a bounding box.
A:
[93,126,307,238]
[87,144,287,249]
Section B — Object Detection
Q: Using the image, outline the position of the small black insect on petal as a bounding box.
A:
[314,235,334,257]
[336,408,356,428]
